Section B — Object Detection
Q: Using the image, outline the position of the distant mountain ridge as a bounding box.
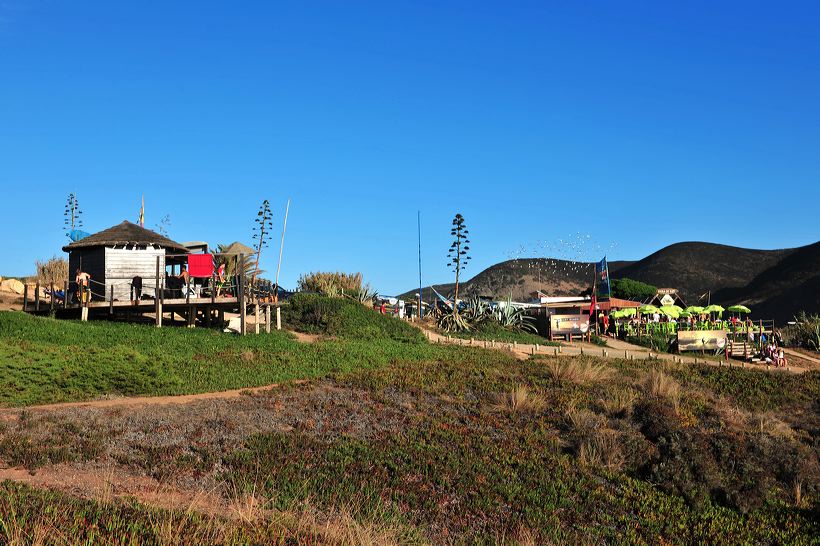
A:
[400,241,820,322]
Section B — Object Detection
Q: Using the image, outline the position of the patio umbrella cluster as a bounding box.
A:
[608,303,750,320]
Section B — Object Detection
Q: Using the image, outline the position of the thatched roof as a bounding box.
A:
[62,221,189,253]
[219,241,254,255]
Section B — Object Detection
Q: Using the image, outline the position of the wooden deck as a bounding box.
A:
[23,291,282,335]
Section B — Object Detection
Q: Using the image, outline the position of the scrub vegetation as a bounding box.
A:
[0,302,817,544]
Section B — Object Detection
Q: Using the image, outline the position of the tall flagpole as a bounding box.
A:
[417,211,423,320]
[274,198,290,300]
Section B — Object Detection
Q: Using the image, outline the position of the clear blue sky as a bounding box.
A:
[1,1,818,294]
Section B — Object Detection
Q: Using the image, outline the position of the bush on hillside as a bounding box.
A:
[611,278,657,302]
[296,272,363,296]
[283,293,424,343]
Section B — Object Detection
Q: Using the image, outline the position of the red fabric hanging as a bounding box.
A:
[188,254,214,278]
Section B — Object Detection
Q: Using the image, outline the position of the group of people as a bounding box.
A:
[763,340,788,368]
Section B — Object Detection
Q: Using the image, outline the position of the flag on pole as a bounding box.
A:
[595,257,611,299]
[139,195,145,227]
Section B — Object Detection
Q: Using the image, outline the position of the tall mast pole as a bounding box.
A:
[273,198,290,300]
[417,210,423,319]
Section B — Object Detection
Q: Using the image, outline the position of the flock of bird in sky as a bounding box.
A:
[504,233,620,279]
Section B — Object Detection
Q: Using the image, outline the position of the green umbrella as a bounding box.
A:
[678,310,692,317]
[685,306,705,314]
[639,304,659,314]
[620,307,637,317]
[727,305,751,314]
[659,305,681,318]
[704,304,724,314]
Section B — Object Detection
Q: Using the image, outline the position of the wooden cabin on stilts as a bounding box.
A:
[22,220,280,334]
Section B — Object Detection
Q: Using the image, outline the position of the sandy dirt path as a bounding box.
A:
[0,381,305,416]
[0,464,229,516]
[415,324,811,373]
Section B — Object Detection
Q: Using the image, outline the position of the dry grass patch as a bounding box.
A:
[577,429,625,471]
[752,414,795,439]
[597,389,638,418]
[563,405,624,470]
[240,350,255,362]
[494,384,545,413]
[644,370,680,412]
[564,406,604,433]
[546,360,611,384]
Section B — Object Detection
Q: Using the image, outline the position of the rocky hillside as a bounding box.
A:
[400,258,633,302]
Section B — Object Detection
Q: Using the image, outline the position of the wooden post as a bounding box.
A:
[265,305,271,334]
[23,283,28,312]
[35,282,40,311]
[255,304,260,334]
[239,254,246,335]
[50,282,55,312]
[211,274,216,304]
[109,285,114,315]
[276,306,281,330]
[185,278,190,305]
[64,281,69,309]
[155,256,161,327]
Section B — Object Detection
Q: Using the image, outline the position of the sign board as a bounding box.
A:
[657,288,678,295]
[660,294,675,306]
[677,330,727,352]
[550,314,590,336]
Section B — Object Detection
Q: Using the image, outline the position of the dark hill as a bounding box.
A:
[711,241,820,323]
[611,242,794,304]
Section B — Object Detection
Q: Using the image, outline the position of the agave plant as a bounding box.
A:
[786,312,820,350]
[436,309,471,332]
[810,323,820,351]
[495,296,538,333]
[348,282,379,306]
[462,294,492,324]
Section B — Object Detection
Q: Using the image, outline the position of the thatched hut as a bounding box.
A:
[62,220,189,301]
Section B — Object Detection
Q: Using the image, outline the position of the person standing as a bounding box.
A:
[130,276,143,305]
[75,268,91,303]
